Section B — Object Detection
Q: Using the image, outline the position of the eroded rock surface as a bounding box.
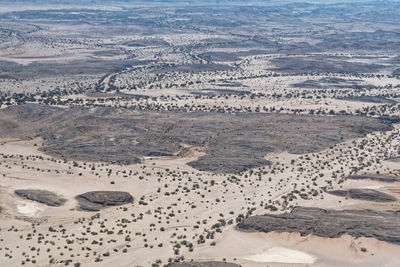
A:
[15,189,66,207]
[0,104,397,173]
[328,189,397,202]
[348,175,400,183]
[76,191,133,211]
[237,207,400,244]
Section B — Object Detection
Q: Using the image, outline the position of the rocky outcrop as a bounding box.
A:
[237,207,400,245]
[76,191,133,211]
[348,175,400,183]
[328,189,397,202]
[15,189,66,207]
[0,104,397,173]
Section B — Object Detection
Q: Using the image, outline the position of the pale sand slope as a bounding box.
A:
[241,247,316,264]
[192,229,400,267]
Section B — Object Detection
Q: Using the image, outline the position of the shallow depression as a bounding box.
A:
[241,246,317,264]
[16,201,44,217]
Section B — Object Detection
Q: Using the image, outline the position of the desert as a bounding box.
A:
[1,0,400,266]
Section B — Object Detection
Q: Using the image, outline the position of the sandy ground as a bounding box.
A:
[192,229,400,267]
[0,121,399,266]
[0,3,399,266]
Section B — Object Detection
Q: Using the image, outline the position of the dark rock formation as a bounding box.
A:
[76,191,133,211]
[292,77,376,90]
[167,262,241,267]
[0,104,396,173]
[348,175,400,183]
[328,189,397,202]
[271,56,384,74]
[15,189,66,207]
[386,156,400,162]
[237,207,400,245]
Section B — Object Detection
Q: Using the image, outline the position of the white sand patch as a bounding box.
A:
[360,185,382,189]
[241,247,317,264]
[17,201,43,217]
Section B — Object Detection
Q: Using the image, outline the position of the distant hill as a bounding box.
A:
[1,0,378,5]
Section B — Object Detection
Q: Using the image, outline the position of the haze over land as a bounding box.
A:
[0,0,400,266]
